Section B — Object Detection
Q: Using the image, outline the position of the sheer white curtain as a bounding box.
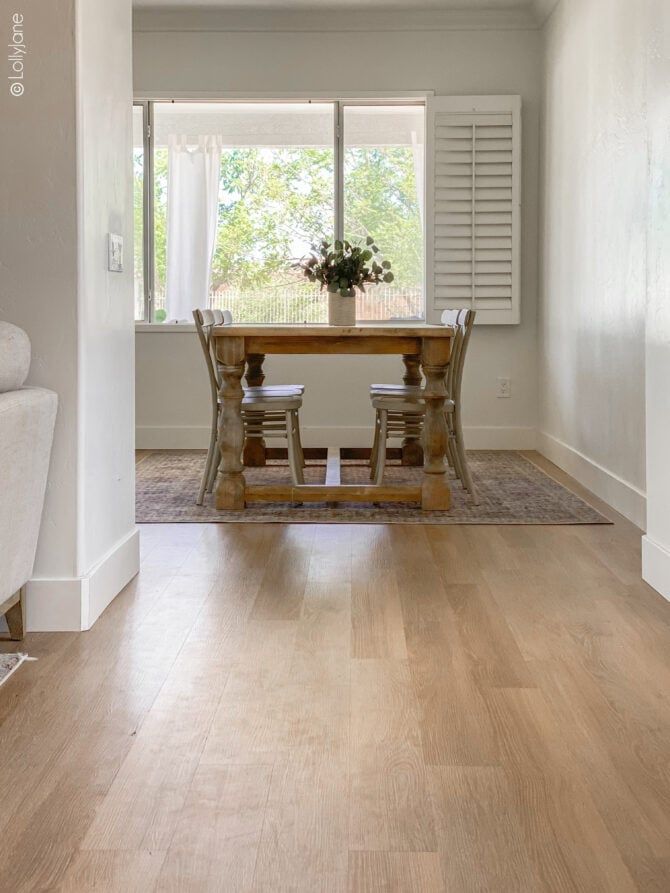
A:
[165,135,221,322]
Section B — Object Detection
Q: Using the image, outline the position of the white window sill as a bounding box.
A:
[136,320,426,333]
[136,323,197,333]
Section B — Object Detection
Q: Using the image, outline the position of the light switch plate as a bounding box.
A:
[108,233,123,272]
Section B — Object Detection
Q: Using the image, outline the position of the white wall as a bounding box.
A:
[1,0,79,580]
[643,0,670,599]
[538,0,648,527]
[0,0,138,630]
[78,0,137,575]
[133,18,542,450]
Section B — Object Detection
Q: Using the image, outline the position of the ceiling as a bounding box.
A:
[133,0,558,19]
[133,0,559,27]
[135,0,533,6]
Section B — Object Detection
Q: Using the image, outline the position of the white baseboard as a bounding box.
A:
[23,579,84,633]
[136,424,537,451]
[642,536,670,602]
[464,426,537,450]
[137,425,212,449]
[25,527,140,632]
[537,431,647,529]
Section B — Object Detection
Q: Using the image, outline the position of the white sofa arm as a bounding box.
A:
[0,322,58,634]
[0,305,59,617]
[0,322,30,393]
[0,388,58,605]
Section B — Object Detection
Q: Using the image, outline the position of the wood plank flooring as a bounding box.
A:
[1,453,669,891]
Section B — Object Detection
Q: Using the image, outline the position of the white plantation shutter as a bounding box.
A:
[425,96,521,324]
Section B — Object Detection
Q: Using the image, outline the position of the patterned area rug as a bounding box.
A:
[0,653,32,688]
[136,451,610,525]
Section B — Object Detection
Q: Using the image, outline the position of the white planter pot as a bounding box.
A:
[328,291,356,326]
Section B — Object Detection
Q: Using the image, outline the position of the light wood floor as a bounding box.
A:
[1,453,669,891]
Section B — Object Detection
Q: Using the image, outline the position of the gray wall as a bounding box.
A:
[1,0,79,577]
[0,0,137,627]
[538,0,649,527]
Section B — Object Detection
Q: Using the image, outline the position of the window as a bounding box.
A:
[425,95,521,324]
[134,96,521,326]
[134,100,426,323]
[343,106,424,321]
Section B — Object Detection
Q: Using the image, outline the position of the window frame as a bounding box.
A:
[133,94,430,326]
[133,101,154,323]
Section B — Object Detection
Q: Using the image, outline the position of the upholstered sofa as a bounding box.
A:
[0,322,57,639]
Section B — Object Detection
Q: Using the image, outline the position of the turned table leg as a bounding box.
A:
[420,338,451,511]
[243,352,266,466]
[401,353,424,466]
[216,336,246,510]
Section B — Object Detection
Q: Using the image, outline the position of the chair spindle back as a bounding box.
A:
[193,308,233,406]
[440,308,476,408]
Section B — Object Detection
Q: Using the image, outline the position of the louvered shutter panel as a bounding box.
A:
[425,96,521,324]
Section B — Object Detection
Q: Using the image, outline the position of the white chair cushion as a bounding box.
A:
[370,384,423,398]
[0,322,31,393]
[244,385,304,397]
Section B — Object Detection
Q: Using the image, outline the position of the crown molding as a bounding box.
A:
[133,6,540,33]
[531,0,561,26]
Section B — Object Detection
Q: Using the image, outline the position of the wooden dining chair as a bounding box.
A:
[368,309,478,502]
[193,309,306,504]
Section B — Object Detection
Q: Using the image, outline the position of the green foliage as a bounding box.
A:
[211,148,333,291]
[343,147,422,288]
[133,149,145,317]
[295,238,394,298]
[153,150,169,293]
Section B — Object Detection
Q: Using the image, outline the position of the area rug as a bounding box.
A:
[135,450,611,525]
[0,653,33,688]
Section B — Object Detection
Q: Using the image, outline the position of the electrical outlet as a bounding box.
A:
[497,376,512,398]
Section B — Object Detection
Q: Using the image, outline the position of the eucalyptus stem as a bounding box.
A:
[293,236,394,298]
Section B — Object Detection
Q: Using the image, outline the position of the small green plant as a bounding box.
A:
[295,236,394,298]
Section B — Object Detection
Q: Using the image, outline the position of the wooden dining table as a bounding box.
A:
[212,323,455,511]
